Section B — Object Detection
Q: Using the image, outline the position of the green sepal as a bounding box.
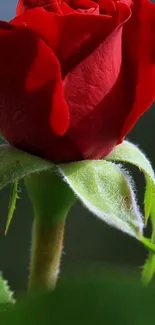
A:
[60,160,143,239]
[0,144,55,231]
[0,144,54,191]
[141,253,155,285]
[141,200,155,285]
[25,170,76,225]
[106,141,155,225]
[0,273,15,304]
[105,141,155,281]
[138,235,155,253]
[5,181,19,234]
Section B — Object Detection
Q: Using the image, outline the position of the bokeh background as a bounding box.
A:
[0,1,154,291]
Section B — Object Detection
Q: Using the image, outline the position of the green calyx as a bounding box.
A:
[0,140,155,286]
[25,170,76,225]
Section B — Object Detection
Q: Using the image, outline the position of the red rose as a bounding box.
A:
[0,0,154,162]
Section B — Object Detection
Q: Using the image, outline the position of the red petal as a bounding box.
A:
[0,23,69,153]
[12,7,122,77]
[119,0,155,141]
[12,3,131,160]
[63,7,130,159]
[16,0,58,14]
[16,0,24,15]
[16,0,99,14]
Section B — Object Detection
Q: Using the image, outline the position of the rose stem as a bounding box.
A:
[25,170,76,291]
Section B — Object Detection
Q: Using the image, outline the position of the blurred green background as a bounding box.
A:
[0,1,154,292]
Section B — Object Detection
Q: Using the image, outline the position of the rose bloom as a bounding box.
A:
[0,0,154,162]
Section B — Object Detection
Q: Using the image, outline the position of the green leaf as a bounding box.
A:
[138,235,155,253]
[5,181,19,235]
[1,274,155,325]
[0,273,15,304]
[141,200,155,285]
[0,145,54,191]
[106,141,155,224]
[60,160,143,238]
[142,253,155,285]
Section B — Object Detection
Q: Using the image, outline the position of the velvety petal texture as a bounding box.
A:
[119,0,155,141]
[0,0,154,162]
